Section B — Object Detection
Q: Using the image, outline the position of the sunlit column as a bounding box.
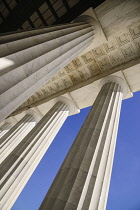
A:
[0,117,17,138]
[0,97,79,210]
[0,15,96,122]
[0,110,42,163]
[39,76,127,210]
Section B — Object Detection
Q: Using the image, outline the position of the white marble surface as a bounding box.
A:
[0,112,40,163]
[12,15,140,117]
[0,101,71,210]
[39,76,124,210]
[1,3,140,122]
[95,0,140,37]
[0,117,17,138]
[123,63,140,92]
[0,21,94,122]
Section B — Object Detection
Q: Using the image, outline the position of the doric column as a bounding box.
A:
[0,117,17,138]
[0,97,78,210]
[0,15,95,122]
[39,76,127,210]
[0,110,42,163]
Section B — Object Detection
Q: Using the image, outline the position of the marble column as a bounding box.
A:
[0,117,17,138]
[0,97,78,210]
[39,76,127,210]
[0,110,42,163]
[0,15,95,122]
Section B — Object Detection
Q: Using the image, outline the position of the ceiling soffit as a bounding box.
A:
[12,19,140,114]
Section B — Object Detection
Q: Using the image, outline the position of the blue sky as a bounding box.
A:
[12,91,140,210]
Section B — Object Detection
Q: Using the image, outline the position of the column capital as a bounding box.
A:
[99,75,128,98]
[74,15,95,27]
[25,109,42,123]
[73,15,100,42]
[55,96,80,116]
[4,116,17,126]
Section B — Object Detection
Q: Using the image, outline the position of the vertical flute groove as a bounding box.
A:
[0,114,37,163]
[0,101,71,210]
[39,80,124,210]
[0,21,94,122]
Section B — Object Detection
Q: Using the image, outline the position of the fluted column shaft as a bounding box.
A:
[40,77,125,210]
[0,123,12,138]
[0,101,72,210]
[0,113,39,163]
[0,18,94,122]
[0,118,17,138]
